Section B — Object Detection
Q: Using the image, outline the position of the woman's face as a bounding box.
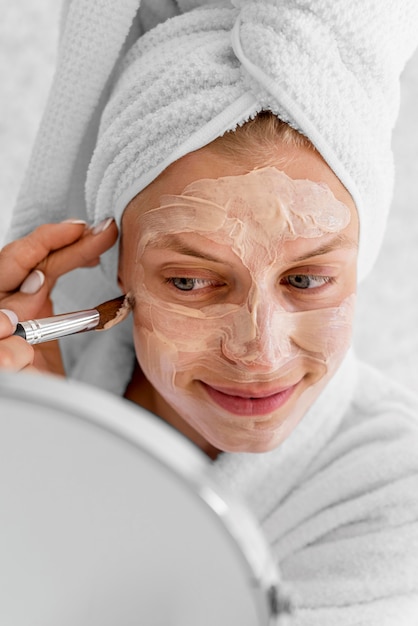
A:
[119,141,359,455]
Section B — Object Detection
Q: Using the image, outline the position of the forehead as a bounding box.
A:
[129,168,359,284]
[123,140,359,241]
[137,166,351,244]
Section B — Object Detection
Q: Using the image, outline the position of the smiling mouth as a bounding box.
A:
[201,382,298,416]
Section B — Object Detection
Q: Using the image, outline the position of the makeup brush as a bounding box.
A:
[13,295,131,345]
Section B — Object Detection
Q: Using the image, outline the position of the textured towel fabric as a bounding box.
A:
[86,0,418,283]
[7,0,418,285]
[58,311,418,624]
[211,356,418,625]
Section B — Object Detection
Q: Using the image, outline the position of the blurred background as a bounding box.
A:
[0,2,417,394]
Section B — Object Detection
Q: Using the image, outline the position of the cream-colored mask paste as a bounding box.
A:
[130,167,355,450]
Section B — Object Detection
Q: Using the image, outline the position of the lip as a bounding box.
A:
[201,381,298,416]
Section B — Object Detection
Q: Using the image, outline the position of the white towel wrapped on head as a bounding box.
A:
[8,0,418,284]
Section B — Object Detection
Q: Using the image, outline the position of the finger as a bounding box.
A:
[0,219,117,323]
[0,308,19,338]
[38,218,118,284]
[0,336,34,371]
[1,256,100,321]
[0,221,88,293]
[0,270,51,321]
[0,219,117,300]
[20,364,44,375]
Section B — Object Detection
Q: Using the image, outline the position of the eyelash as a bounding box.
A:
[165,277,224,292]
[165,274,335,293]
[282,274,335,290]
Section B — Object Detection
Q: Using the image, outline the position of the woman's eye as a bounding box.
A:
[285,274,332,290]
[167,277,219,291]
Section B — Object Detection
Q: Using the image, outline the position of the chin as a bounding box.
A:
[208,414,303,454]
[215,433,286,454]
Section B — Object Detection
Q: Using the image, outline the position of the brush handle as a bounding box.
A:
[14,310,99,345]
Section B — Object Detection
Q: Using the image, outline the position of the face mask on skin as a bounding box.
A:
[127,167,356,452]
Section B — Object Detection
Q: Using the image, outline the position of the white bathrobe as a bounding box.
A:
[213,357,418,625]
[55,288,418,625]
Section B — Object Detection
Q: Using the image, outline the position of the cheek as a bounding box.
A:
[134,294,218,349]
[129,287,214,398]
[132,299,221,384]
[133,320,177,391]
[126,259,218,391]
[290,295,356,358]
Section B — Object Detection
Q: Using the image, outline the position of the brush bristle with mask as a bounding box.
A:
[13,295,131,345]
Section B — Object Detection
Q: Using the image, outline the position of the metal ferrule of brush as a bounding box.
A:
[16,310,100,345]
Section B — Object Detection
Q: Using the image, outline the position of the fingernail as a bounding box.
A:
[0,308,18,329]
[91,217,114,235]
[20,269,45,294]
[61,219,88,225]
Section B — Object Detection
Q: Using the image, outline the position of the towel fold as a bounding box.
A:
[8,0,418,286]
[211,357,418,625]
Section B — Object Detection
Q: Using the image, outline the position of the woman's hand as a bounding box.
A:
[0,218,118,375]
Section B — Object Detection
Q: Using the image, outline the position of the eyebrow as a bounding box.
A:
[147,233,357,263]
[147,234,225,263]
[290,234,358,263]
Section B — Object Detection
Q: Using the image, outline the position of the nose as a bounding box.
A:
[220,295,293,368]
